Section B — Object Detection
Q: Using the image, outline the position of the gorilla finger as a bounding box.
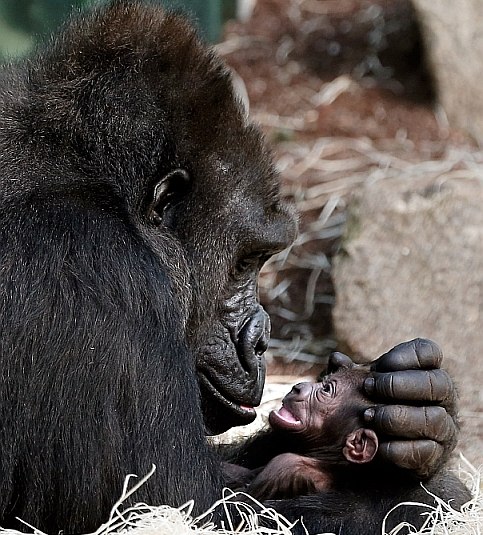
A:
[364,369,455,405]
[365,405,457,442]
[327,352,356,373]
[370,338,443,373]
[378,440,444,477]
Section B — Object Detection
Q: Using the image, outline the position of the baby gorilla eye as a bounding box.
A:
[316,380,335,401]
[322,381,335,397]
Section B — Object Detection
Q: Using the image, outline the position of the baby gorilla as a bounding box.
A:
[224,357,378,500]
[222,353,469,533]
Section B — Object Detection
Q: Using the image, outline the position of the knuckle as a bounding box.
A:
[380,440,443,473]
[425,406,455,441]
[429,369,454,402]
[414,338,443,368]
[376,374,395,397]
[374,405,405,433]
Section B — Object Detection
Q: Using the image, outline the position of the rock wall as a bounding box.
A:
[413,0,483,142]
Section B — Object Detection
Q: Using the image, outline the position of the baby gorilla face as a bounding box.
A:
[269,368,370,441]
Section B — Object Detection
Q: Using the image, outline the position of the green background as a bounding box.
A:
[0,0,234,58]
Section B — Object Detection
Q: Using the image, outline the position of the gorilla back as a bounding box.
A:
[0,1,295,532]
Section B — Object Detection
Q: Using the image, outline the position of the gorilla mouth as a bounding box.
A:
[199,373,258,423]
[199,308,269,433]
[269,403,303,430]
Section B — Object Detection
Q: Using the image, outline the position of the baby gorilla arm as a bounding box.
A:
[247,453,331,500]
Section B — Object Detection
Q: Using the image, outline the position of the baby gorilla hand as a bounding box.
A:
[363,338,458,478]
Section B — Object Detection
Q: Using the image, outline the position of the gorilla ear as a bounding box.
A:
[342,428,378,464]
[148,168,190,225]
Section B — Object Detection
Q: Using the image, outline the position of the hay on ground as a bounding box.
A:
[0,459,480,535]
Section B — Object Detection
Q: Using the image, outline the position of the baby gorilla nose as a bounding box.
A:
[290,382,313,399]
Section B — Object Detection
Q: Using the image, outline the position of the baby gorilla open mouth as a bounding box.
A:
[269,404,303,430]
[269,406,302,428]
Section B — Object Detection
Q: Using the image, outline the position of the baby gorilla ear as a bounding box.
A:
[342,428,378,464]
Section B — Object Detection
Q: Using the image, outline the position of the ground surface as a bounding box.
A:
[219,0,483,468]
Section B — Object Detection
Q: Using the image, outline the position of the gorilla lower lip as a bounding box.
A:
[277,406,300,424]
[200,374,258,421]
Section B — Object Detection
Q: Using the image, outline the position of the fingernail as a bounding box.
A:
[365,377,375,395]
[364,408,375,421]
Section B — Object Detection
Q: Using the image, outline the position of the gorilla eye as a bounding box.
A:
[148,168,190,226]
[320,381,335,397]
[234,254,266,279]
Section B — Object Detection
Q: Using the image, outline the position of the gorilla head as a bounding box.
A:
[0,2,295,437]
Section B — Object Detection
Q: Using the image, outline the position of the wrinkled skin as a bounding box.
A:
[328,339,458,477]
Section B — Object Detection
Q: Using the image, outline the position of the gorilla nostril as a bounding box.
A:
[238,308,270,371]
[255,335,268,356]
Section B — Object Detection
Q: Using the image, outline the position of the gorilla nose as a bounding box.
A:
[229,308,269,406]
[290,382,312,398]
[239,308,271,359]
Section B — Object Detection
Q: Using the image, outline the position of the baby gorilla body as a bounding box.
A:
[223,354,470,534]
[225,359,379,499]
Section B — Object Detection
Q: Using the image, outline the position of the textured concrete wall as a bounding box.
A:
[413,0,483,143]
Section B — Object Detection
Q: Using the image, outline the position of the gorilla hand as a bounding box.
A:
[361,338,458,478]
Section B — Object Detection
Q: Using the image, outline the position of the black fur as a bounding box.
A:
[266,470,469,534]
[0,1,295,532]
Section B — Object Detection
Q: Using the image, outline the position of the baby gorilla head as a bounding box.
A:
[222,362,382,500]
[228,364,381,500]
[269,365,379,465]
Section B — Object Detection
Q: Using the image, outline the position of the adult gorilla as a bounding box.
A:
[0,1,457,533]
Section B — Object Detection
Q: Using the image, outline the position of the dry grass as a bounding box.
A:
[258,132,483,365]
[0,460,479,535]
[0,467,303,535]
[385,457,483,535]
